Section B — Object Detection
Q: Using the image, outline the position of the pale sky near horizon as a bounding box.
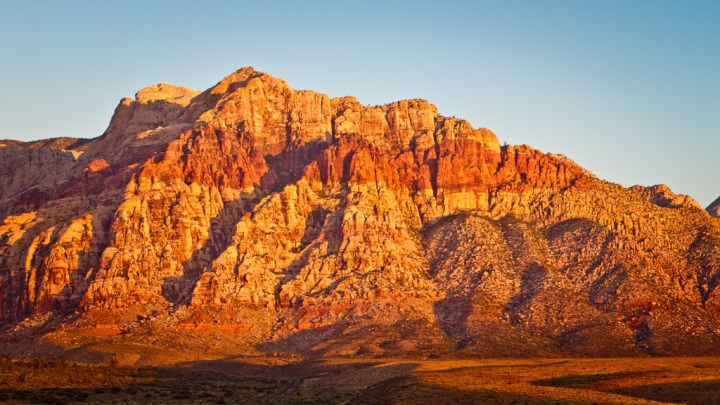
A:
[1,0,718,206]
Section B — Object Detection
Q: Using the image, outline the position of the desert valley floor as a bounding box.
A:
[0,356,718,404]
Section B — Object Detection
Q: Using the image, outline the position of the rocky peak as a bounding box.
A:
[109,82,199,131]
[77,83,200,167]
[0,137,90,152]
[134,83,199,106]
[207,66,269,96]
[630,184,701,209]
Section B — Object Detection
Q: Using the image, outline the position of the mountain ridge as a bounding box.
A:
[0,67,719,364]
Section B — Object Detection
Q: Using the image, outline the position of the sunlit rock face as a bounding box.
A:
[1,67,720,357]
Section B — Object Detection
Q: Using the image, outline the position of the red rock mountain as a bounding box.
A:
[1,67,719,362]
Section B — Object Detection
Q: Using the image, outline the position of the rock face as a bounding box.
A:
[708,196,720,218]
[1,67,719,359]
[630,184,701,210]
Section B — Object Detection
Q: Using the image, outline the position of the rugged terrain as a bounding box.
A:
[1,67,719,362]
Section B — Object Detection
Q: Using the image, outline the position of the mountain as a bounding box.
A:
[1,67,719,363]
[709,196,720,218]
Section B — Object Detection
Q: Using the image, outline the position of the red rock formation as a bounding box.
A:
[631,184,701,209]
[0,67,719,359]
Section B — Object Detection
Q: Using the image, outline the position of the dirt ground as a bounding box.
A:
[0,356,719,403]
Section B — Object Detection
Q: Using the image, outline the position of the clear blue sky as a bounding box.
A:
[1,0,718,206]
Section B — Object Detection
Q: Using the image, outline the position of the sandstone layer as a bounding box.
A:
[1,67,719,361]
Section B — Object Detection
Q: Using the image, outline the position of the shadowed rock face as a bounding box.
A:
[708,196,720,218]
[1,67,720,358]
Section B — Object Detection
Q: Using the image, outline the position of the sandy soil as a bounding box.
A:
[0,356,719,403]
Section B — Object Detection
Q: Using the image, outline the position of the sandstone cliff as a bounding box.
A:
[0,67,719,361]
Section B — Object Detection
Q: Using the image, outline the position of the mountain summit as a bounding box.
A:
[1,68,719,363]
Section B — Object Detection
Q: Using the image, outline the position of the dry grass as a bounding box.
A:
[0,356,718,403]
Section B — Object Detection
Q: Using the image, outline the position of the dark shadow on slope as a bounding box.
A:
[433,296,473,348]
[424,214,514,349]
[24,225,63,315]
[587,265,627,312]
[546,219,615,279]
[0,219,52,325]
[355,375,591,405]
[610,379,720,405]
[270,168,351,308]
[256,315,451,359]
[423,214,472,345]
[545,218,599,239]
[299,206,330,250]
[503,262,548,324]
[537,372,720,405]
[0,202,114,326]
[50,202,120,318]
[265,139,330,185]
[688,228,720,306]
[1,187,126,328]
[161,195,250,307]
[162,140,332,308]
[272,205,335,309]
[546,218,626,313]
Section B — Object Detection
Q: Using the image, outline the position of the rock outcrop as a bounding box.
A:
[1,67,719,360]
[708,196,720,218]
[0,146,78,214]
